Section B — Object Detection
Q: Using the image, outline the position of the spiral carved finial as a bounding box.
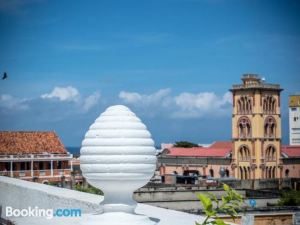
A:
[80,105,157,213]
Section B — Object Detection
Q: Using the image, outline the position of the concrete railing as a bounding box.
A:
[0,176,212,225]
[0,175,100,214]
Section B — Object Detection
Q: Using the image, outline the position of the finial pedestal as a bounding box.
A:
[80,105,157,225]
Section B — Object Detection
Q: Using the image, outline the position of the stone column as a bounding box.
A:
[50,160,53,177]
[31,155,34,177]
[10,160,13,177]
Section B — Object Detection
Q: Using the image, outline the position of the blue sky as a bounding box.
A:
[0,0,300,146]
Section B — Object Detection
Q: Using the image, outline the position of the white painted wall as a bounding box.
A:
[289,106,300,145]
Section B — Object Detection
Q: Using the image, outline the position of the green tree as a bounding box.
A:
[196,184,243,225]
[174,141,198,148]
[278,189,300,206]
[74,184,103,195]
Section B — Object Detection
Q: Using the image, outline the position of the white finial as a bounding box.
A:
[80,105,157,224]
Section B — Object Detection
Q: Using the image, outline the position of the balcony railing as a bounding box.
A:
[237,110,252,115]
[0,153,73,161]
[238,157,251,161]
[238,135,252,139]
[232,83,280,90]
[0,169,71,178]
[264,135,276,139]
[265,157,276,162]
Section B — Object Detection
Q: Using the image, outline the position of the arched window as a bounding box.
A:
[285,169,290,178]
[243,167,251,179]
[238,145,251,161]
[265,145,276,161]
[237,100,242,114]
[225,169,230,177]
[239,167,252,180]
[248,167,251,179]
[240,167,244,180]
[237,96,252,114]
[263,95,276,114]
[264,116,276,138]
[209,169,214,177]
[238,148,244,161]
[272,167,276,178]
[238,117,251,138]
[268,167,272,178]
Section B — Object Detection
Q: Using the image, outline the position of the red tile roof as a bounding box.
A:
[167,141,232,157]
[281,145,300,158]
[209,141,233,149]
[0,131,67,155]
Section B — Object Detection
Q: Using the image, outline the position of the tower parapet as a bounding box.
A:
[231,74,282,91]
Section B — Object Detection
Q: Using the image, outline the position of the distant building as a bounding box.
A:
[289,95,300,145]
[158,141,232,184]
[230,74,283,179]
[0,131,73,184]
[281,145,300,178]
[158,75,300,183]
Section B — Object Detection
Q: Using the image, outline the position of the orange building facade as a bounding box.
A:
[0,131,73,184]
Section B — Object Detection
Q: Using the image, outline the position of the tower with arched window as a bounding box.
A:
[230,74,283,179]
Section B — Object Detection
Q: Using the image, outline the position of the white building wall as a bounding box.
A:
[289,106,300,145]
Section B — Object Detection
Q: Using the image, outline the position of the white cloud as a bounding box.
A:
[173,91,232,118]
[222,91,233,104]
[119,89,232,118]
[119,91,142,103]
[40,86,101,113]
[41,86,80,102]
[82,92,101,112]
[0,94,29,111]
[119,89,171,106]
[175,92,217,111]
[175,92,231,110]
[2,87,231,119]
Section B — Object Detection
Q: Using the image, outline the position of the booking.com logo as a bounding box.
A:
[5,206,81,219]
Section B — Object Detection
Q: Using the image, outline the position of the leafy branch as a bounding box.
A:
[195,184,243,225]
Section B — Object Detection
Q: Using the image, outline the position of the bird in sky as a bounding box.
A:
[2,72,7,80]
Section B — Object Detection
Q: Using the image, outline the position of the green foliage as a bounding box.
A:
[174,141,198,148]
[195,184,243,225]
[74,184,103,195]
[278,189,300,206]
[46,181,57,186]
